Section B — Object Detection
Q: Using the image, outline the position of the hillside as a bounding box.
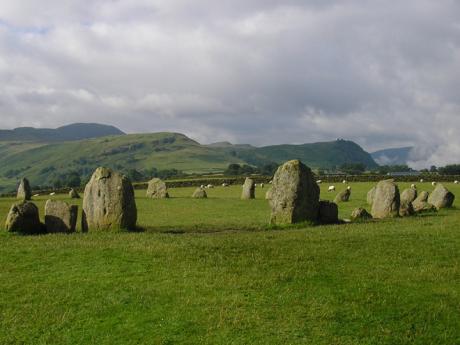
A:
[371,147,414,165]
[0,132,378,192]
[0,123,125,142]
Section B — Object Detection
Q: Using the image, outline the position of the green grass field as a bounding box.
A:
[0,182,459,344]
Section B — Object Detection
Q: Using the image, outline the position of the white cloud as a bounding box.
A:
[0,1,459,167]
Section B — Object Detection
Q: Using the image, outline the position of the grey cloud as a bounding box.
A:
[0,1,460,168]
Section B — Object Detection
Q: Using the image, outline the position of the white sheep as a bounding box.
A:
[328,185,336,192]
[33,194,40,197]
[200,185,205,189]
[269,180,273,184]
[260,183,264,188]
[411,184,416,189]
[431,182,437,186]
[347,186,351,190]
[455,180,459,184]
[420,179,424,183]
[222,183,229,187]
[207,184,214,189]
[316,180,322,184]
[49,192,56,196]
[342,180,347,184]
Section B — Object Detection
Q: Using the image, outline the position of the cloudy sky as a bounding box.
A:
[0,1,459,167]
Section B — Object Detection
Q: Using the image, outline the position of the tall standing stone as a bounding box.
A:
[269,160,320,225]
[82,167,137,231]
[428,184,455,209]
[241,178,255,200]
[146,178,169,199]
[17,178,32,201]
[45,200,78,233]
[371,179,400,219]
[5,201,42,234]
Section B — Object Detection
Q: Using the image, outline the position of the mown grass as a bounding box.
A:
[0,182,459,344]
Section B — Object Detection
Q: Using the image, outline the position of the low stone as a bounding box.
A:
[69,189,80,199]
[334,189,351,203]
[428,184,455,209]
[146,178,169,199]
[399,201,415,217]
[5,201,42,234]
[241,178,255,200]
[412,200,437,213]
[401,188,417,204]
[351,208,372,221]
[192,188,207,199]
[318,201,338,224]
[45,200,78,233]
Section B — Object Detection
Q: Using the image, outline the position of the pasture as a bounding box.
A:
[0,182,459,344]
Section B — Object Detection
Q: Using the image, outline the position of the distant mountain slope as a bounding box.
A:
[0,123,125,142]
[0,132,378,192]
[371,147,414,165]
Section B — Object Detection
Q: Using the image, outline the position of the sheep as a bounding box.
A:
[431,182,437,186]
[455,180,459,184]
[49,192,56,196]
[316,180,322,184]
[269,180,273,184]
[33,194,40,197]
[411,184,416,189]
[260,183,264,188]
[207,184,214,189]
[342,180,347,184]
[222,183,229,187]
[347,186,351,190]
[328,185,336,192]
[420,179,424,183]
[200,185,205,189]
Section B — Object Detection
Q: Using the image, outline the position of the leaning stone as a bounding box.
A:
[82,167,137,232]
[146,178,169,199]
[399,201,415,217]
[428,184,455,209]
[334,189,351,203]
[367,186,376,205]
[401,188,417,204]
[192,188,207,199]
[69,189,80,199]
[351,208,372,221]
[45,200,78,233]
[412,201,437,213]
[5,201,42,234]
[269,160,320,225]
[371,179,400,219]
[318,201,338,224]
[17,178,32,201]
[241,178,255,200]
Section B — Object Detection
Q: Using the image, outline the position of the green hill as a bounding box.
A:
[0,131,378,193]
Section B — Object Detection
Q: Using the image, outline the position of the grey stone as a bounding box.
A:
[401,188,417,204]
[371,179,400,219]
[415,191,429,203]
[399,201,415,217]
[318,201,338,224]
[82,167,137,232]
[5,201,42,234]
[17,178,32,201]
[146,178,169,199]
[334,188,351,203]
[351,208,372,221]
[192,188,207,199]
[45,200,78,233]
[69,189,80,199]
[269,160,320,225]
[412,200,437,213]
[428,184,455,209]
[241,178,255,200]
[367,186,376,205]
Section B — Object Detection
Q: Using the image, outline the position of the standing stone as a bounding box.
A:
[192,188,207,199]
[371,179,400,219]
[69,189,80,199]
[269,160,320,225]
[367,186,376,205]
[401,188,417,204]
[399,201,415,217]
[351,208,372,221]
[412,200,437,213]
[415,191,429,203]
[45,200,78,233]
[241,178,255,200]
[334,188,351,203]
[5,201,42,234]
[428,184,455,209]
[82,167,137,232]
[318,201,338,224]
[146,178,169,199]
[17,178,32,201]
